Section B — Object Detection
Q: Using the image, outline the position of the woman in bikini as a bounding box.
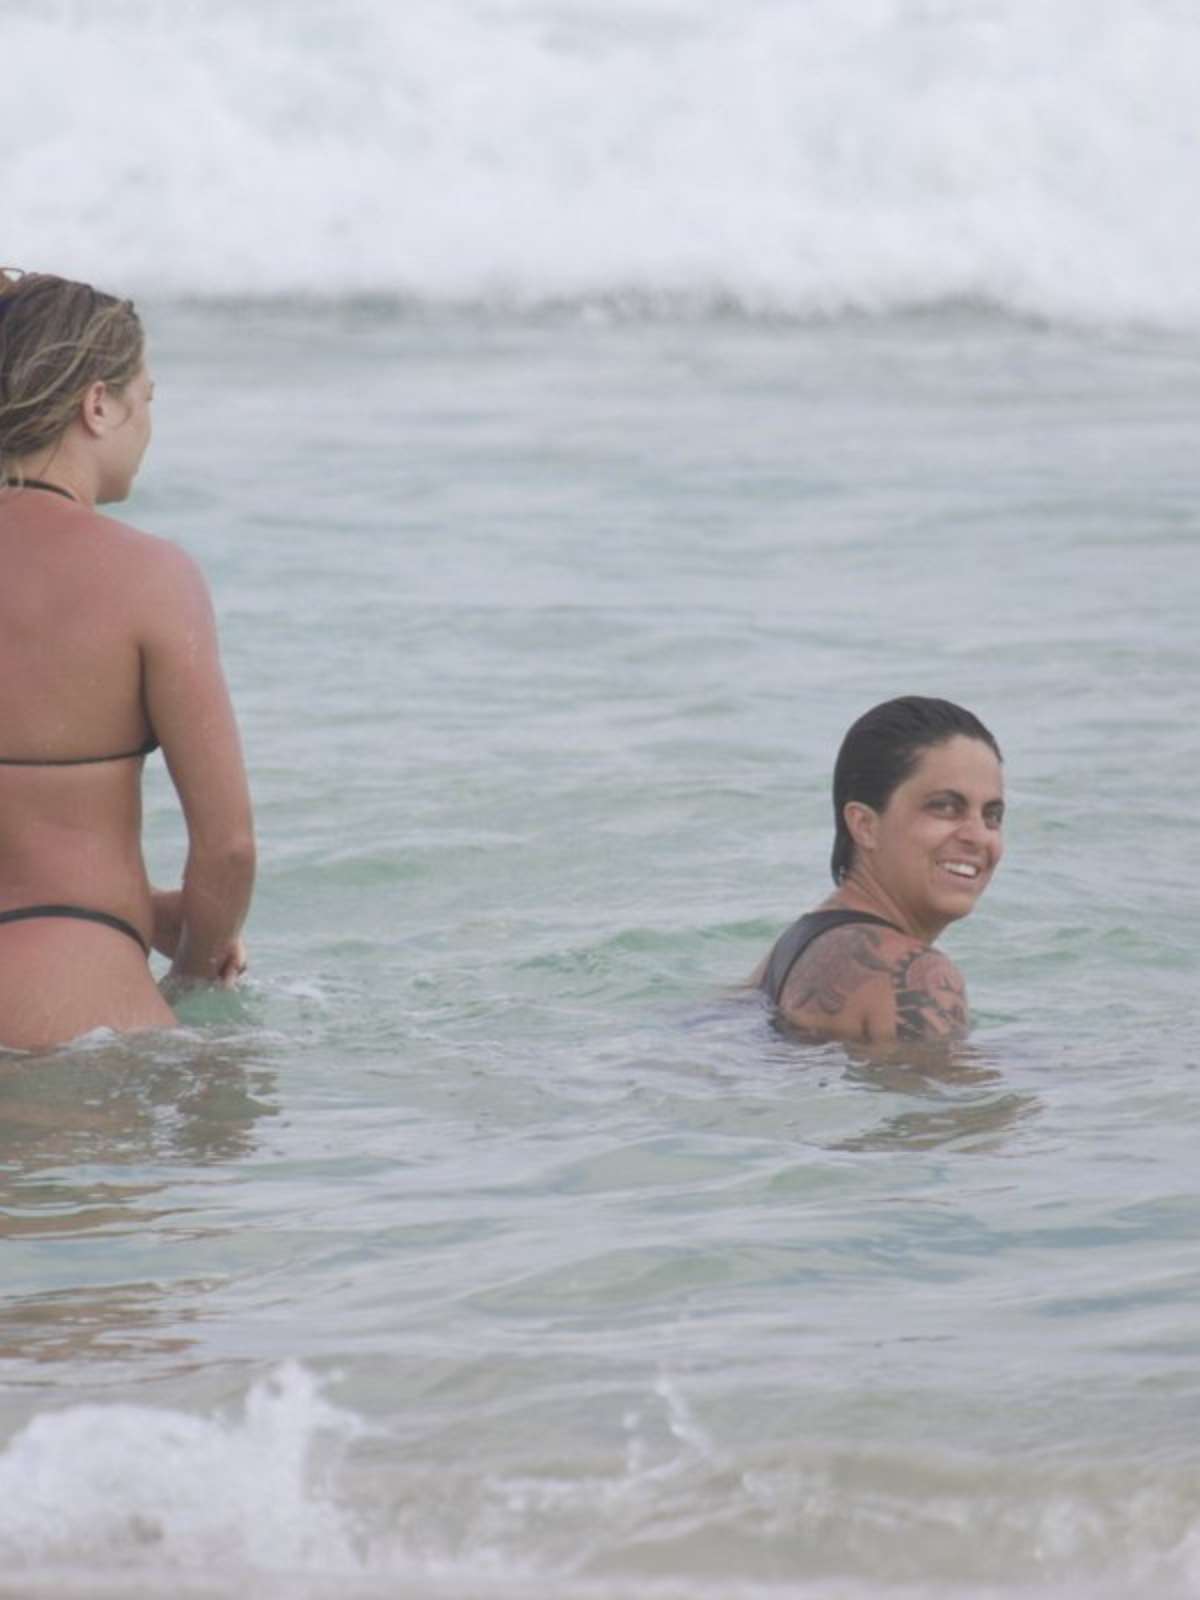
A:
[0,270,255,1050]
[753,696,1004,1045]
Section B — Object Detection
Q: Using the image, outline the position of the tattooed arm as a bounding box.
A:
[882,946,969,1043]
[776,925,891,1037]
[777,927,969,1044]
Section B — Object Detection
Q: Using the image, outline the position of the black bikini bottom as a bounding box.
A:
[0,904,149,956]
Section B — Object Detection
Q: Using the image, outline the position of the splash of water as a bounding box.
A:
[6,0,1200,321]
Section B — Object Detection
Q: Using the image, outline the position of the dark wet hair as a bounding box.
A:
[0,270,143,478]
[830,696,1002,883]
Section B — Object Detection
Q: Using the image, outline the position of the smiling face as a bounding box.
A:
[844,735,1005,940]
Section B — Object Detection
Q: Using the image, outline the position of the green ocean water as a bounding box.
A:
[1,305,1198,1598]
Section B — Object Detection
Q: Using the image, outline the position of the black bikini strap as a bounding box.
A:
[0,736,158,767]
[762,910,904,1005]
[3,477,78,502]
[0,904,149,956]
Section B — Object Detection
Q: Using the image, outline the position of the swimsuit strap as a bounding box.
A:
[0,733,159,766]
[2,477,78,502]
[761,909,904,1006]
[0,904,149,956]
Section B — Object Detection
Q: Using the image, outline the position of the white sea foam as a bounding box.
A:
[6,0,1200,322]
[0,1363,363,1579]
[2,1360,1200,1597]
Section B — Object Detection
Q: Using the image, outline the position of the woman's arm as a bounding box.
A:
[140,541,256,985]
[862,945,969,1043]
[777,927,969,1044]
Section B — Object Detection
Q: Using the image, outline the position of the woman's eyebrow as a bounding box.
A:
[926,788,1005,808]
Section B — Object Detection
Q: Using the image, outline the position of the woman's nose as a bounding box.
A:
[954,811,989,847]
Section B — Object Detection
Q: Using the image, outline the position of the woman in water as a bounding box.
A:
[753,696,1003,1045]
[0,270,255,1050]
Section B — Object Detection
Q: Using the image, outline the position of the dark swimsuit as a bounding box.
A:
[0,904,149,955]
[0,478,155,957]
[759,910,903,1007]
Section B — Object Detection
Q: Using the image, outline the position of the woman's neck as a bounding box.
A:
[5,442,96,507]
[3,475,79,503]
[827,873,946,946]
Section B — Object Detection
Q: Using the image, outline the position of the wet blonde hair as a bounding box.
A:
[0,269,144,479]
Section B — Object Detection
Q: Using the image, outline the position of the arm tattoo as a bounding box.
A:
[891,949,968,1042]
[781,928,890,1021]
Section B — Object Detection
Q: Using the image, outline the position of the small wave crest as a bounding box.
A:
[5,1364,1200,1597]
[0,1363,362,1582]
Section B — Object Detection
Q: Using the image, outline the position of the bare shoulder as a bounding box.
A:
[777,921,893,1036]
[871,934,969,1044]
[93,517,213,629]
[779,924,969,1044]
[94,513,203,578]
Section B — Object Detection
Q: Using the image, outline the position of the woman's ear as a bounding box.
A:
[843,800,879,855]
[78,379,112,438]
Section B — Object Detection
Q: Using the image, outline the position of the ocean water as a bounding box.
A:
[4,3,1200,1597]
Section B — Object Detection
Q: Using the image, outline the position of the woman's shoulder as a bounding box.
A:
[776,916,968,1044]
[866,933,968,1043]
[88,511,210,593]
[88,507,187,560]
